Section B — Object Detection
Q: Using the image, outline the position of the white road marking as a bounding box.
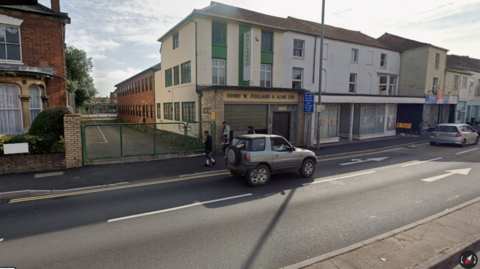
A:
[303,171,376,186]
[94,120,108,143]
[34,171,65,178]
[0,238,3,242]
[456,148,478,155]
[401,157,443,167]
[421,168,472,183]
[339,157,388,166]
[108,193,253,223]
[179,170,228,177]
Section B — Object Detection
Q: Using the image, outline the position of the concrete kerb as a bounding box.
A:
[282,196,480,269]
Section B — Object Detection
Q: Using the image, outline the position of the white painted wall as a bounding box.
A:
[282,32,401,96]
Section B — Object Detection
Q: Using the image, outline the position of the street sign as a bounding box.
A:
[303,93,314,113]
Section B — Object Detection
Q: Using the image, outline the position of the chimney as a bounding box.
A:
[51,0,60,12]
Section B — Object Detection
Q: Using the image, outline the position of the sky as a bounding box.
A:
[38,0,480,98]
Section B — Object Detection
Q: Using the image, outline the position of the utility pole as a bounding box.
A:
[316,0,326,149]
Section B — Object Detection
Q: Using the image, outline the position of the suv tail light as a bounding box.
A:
[245,153,250,161]
[455,132,462,137]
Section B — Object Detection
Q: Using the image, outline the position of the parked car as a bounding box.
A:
[429,124,479,147]
[226,134,317,186]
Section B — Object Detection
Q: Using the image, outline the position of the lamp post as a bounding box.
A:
[316,0,326,149]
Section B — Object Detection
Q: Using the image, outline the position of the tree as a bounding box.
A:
[65,45,98,106]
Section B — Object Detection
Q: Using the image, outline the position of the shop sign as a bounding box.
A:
[211,111,216,120]
[243,30,252,81]
[223,90,298,103]
[303,93,314,113]
[278,106,287,111]
[425,94,437,104]
[437,91,445,104]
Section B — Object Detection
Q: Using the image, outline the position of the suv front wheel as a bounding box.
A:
[299,159,315,178]
[246,165,270,186]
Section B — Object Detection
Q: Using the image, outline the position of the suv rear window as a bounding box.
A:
[434,126,458,132]
[231,138,266,151]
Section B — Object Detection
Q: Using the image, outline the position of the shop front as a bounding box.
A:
[312,94,424,144]
[424,94,458,128]
[200,87,305,151]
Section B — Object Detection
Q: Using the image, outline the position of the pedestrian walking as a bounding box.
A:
[223,121,230,139]
[203,130,216,167]
[247,126,255,134]
[222,134,229,157]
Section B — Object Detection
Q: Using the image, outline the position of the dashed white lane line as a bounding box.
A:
[0,238,3,242]
[401,157,443,167]
[94,120,108,143]
[303,171,376,186]
[456,148,478,155]
[179,170,228,178]
[108,193,253,223]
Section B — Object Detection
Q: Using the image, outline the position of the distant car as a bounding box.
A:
[226,134,317,186]
[429,124,479,147]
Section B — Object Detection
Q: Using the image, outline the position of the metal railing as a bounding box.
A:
[81,121,215,164]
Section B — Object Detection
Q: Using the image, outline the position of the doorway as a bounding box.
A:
[272,112,290,141]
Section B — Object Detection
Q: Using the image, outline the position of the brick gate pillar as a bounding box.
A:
[64,114,82,168]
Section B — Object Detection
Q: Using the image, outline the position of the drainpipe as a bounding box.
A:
[189,19,202,139]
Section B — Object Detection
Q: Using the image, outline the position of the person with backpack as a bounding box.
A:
[203,130,216,167]
[248,126,255,134]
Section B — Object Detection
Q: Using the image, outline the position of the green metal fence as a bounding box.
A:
[81,121,215,164]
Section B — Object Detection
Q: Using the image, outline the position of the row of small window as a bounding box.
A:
[453,75,477,90]
[348,74,398,95]
[173,22,275,52]
[156,102,195,122]
[118,104,155,118]
[118,76,153,96]
[212,59,274,87]
[350,49,388,68]
[165,61,191,87]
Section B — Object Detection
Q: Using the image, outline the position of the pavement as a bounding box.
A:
[2,134,480,268]
[288,197,480,269]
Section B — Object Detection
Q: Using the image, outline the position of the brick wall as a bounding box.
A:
[64,114,82,168]
[0,10,69,107]
[201,90,225,153]
[0,153,65,175]
[117,70,156,123]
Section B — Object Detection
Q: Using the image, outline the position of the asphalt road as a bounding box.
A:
[1,143,479,269]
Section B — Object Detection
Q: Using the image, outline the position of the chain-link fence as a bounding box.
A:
[81,121,215,163]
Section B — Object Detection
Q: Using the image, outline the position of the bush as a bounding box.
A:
[0,134,65,156]
[29,106,71,138]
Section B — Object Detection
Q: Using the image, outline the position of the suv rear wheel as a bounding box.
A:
[299,159,315,178]
[227,146,242,165]
[246,165,270,186]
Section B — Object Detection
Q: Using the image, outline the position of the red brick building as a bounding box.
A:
[110,89,118,104]
[115,63,161,123]
[0,0,70,134]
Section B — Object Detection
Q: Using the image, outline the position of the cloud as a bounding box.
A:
[145,53,160,59]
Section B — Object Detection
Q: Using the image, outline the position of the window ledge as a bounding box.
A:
[212,44,227,47]
[351,61,358,64]
[380,66,386,69]
[293,56,305,60]
[0,60,24,65]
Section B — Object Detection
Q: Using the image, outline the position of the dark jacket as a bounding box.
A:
[205,135,213,151]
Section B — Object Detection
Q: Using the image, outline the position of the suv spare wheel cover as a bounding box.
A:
[227,146,241,165]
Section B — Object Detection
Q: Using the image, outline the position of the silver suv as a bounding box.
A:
[226,134,317,186]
